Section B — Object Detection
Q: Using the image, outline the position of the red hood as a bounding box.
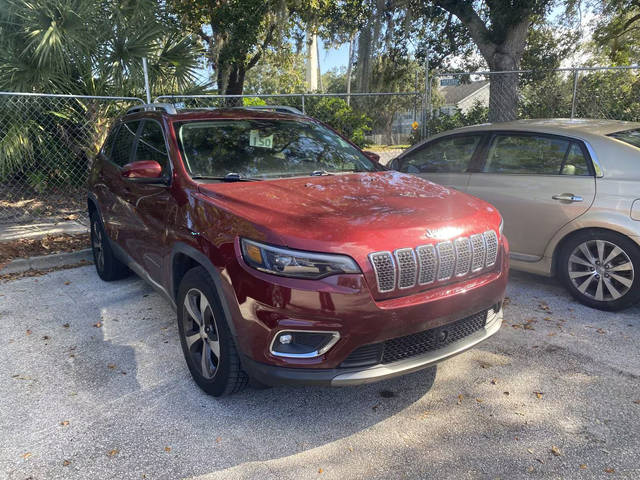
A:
[196,171,502,255]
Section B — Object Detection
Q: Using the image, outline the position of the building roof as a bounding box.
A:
[441,80,489,106]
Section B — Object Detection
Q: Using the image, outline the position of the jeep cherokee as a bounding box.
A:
[87,104,509,396]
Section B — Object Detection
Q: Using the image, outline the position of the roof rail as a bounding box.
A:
[239,105,303,115]
[126,103,177,115]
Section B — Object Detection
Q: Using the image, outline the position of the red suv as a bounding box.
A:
[88,104,509,396]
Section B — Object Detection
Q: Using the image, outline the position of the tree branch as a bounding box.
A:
[246,23,276,70]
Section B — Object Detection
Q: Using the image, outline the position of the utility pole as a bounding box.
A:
[346,34,354,106]
[142,57,152,104]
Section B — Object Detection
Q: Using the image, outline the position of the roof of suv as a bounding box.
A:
[454,118,640,137]
[124,104,306,122]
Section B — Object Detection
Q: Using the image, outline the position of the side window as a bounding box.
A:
[401,135,482,173]
[111,121,140,167]
[483,134,591,176]
[562,143,590,176]
[135,120,169,173]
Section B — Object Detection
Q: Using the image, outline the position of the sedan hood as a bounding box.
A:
[196,171,501,255]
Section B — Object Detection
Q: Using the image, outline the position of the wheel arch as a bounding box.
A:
[170,243,238,338]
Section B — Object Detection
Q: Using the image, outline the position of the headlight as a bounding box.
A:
[241,238,361,279]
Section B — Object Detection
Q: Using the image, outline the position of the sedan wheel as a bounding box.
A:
[568,239,634,302]
[560,230,640,311]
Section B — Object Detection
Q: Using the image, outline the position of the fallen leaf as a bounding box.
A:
[457,394,463,405]
[22,452,32,459]
[551,445,562,456]
[503,391,510,396]
[596,328,606,334]
[164,446,171,452]
[536,458,545,464]
[60,420,69,426]
[107,449,119,457]
[64,281,71,285]
[491,378,497,385]
[527,448,534,454]
[579,464,587,470]
[347,446,354,452]
[511,324,522,329]
[318,468,323,474]
[42,335,50,340]
[604,468,615,474]
[633,400,640,405]
[107,363,116,369]
[534,391,544,399]
[523,324,535,331]
[548,332,556,337]
[63,460,71,466]
[26,329,32,335]
[527,466,535,473]
[216,437,222,443]
[476,398,483,403]
[93,322,102,328]
[63,323,70,328]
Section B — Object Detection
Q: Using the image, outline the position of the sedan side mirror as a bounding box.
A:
[121,160,166,184]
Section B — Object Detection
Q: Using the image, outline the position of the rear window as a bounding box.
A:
[608,128,640,148]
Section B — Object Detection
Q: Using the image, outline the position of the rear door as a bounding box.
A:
[466,132,596,259]
[394,133,485,191]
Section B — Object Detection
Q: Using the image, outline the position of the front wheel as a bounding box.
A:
[177,266,248,396]
[90,211,130,281]
[558,230,640,311]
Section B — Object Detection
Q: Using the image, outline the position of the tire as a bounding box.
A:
[558,229,640,311]
[90,211,130,281]
[177,266,248,396]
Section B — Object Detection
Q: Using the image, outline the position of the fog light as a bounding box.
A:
[270,331,340,358]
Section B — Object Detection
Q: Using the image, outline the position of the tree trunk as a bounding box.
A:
[346,34,354,105]
[487,53,520,122]
[224,64,245,106]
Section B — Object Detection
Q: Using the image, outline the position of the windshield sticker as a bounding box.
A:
[249,130,274,149]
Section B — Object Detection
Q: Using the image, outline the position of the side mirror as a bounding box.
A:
[363,150,381,163]
[388,157,400,170]
[121,160,166,183]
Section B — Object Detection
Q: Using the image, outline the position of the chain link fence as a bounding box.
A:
[0,93,144,226]
[1,66,638,227]
[426,66,640,137]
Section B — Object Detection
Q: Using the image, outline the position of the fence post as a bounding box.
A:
[142,57,152,104]
[570,68,579,119]
[422,48,430,140]
[301,94,305,114]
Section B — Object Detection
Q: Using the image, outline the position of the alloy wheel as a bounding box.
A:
[182,288,221,379]
[568,239,635,302]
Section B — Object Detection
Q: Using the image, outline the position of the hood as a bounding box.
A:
[196,171,501,256]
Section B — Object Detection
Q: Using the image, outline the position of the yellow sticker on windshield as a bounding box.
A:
[249,130,274,149]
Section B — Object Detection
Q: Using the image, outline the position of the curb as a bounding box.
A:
[0,249,93,275]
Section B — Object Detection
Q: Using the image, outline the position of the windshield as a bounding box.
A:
[176,119,378,180]
[608,128,640,149]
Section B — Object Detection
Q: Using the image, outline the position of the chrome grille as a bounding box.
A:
[454,237,472,276]
[437,241,455,281]
[416,244,437,285]
[470,234,486,272]
[394,248,417,289]
[484,230,498,267]
[368,230,500,293]
[369,251,396,293]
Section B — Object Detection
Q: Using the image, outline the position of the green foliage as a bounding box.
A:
[242,97,267,106]
[427,101,488,136]
[305,97,372,147]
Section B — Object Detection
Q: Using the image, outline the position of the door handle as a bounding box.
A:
[552,193,583,202]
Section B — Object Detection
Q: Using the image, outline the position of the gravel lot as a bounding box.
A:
[1,265,639,479]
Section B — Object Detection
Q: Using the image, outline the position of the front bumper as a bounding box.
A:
[241,306,503,387]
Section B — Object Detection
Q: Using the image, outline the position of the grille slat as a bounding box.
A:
[454,237,472,276]
[484,230,498,267]
[394,248,417,289]
[369,251,396,293]
[369,230,500,294]
[416,244,437,285]
[470,234,486,272]
[437,241,456,281]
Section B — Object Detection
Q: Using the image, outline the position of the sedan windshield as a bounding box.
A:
[176,119,377,180]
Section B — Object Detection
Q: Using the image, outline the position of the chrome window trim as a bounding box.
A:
[394,247,418,289]
[269,330,341,358]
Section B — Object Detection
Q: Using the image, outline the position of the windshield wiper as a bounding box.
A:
[191,172,261,182]
[311,170,333,176]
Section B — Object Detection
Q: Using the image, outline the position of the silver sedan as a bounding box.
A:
[391,119,640,310]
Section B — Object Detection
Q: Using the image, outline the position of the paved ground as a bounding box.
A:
[0,220,87,243]
[1,266,639,480]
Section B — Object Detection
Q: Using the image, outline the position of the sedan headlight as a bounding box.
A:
[241,238,361,279]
